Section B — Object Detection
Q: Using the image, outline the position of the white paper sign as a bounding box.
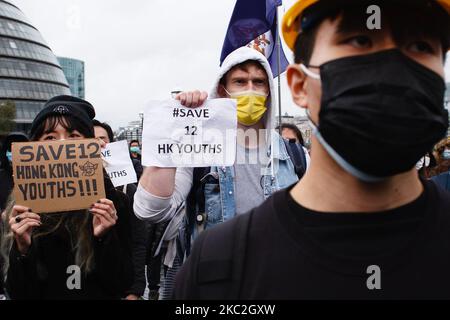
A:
[102,140,137,187]
[142,99,237,167]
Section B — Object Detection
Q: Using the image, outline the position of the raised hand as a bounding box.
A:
[90,198,118,238]
[175,90,208,108]
[9,205,41,254]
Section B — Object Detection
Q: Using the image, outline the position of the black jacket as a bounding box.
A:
[120,183,148,297]
[132,159,143,182]
[0,132,29,211]
[5,177,134,300]
[0,168,13,213]
[0,167,13,293]
[1,133,28,295]
[0,201,5,295]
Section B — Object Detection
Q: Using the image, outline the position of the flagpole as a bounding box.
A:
[276,5,283,135]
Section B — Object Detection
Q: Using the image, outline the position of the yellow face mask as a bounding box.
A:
[228,90,268,126]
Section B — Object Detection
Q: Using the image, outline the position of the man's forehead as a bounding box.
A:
[229,68,266,78]
[226,62,268,79]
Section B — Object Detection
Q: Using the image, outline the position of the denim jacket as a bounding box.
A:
[201,133,298,230]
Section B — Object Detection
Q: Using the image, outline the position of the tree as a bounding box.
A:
[0,100,16,135]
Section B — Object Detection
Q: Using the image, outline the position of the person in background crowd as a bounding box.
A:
[0,95,133,300]
[129,140,141,161]
[145,220,170,300]
[0,133,29,212]
[93,119,148,300]
[0,132,29,298]
[0,210,4,299]
[174,0,450,299]
[431,137,450,191]
[278,123,311,176]
[279,123,306,147]
[129,140,143,181]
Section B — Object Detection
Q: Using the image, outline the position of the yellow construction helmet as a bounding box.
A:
[282,0,450,51]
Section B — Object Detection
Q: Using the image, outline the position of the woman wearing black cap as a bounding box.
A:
[0,95,133,300]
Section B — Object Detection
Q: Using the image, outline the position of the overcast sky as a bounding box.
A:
[11,0,450,130]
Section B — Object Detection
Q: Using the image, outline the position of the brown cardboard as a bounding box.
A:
[11,139,105,213]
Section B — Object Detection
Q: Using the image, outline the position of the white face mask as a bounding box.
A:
[443,148,450,160]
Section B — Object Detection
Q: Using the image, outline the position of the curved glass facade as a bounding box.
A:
[0,58,68,83]
[0,38,61,69]
[0,79,70,100]
[0,0,70,132]
[0,17,48,45]
[0,1,31,25]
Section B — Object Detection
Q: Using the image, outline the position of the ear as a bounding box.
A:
[217,84,227,98]
[287,64,308,110]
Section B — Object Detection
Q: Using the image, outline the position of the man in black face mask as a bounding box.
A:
[173,0,450,299]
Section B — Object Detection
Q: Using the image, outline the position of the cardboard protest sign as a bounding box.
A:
[12,139,105,213]
[102,140,137,187]
[142,99,237,167]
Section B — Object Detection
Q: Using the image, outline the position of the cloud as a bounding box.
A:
[12,0,250,129]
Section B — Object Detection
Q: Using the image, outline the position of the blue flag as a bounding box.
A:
[220,0,289,78]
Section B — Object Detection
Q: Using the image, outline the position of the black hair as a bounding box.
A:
[130,140,140,146]
[0,133,29,170]
[92,119,115,143]
[294,0,450,64]
[30,115,94,142]
[277,123,305,146]
[294,4,341,64]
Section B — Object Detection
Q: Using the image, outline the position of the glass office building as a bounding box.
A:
[57,57,85,99]
[0,0,70,132]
